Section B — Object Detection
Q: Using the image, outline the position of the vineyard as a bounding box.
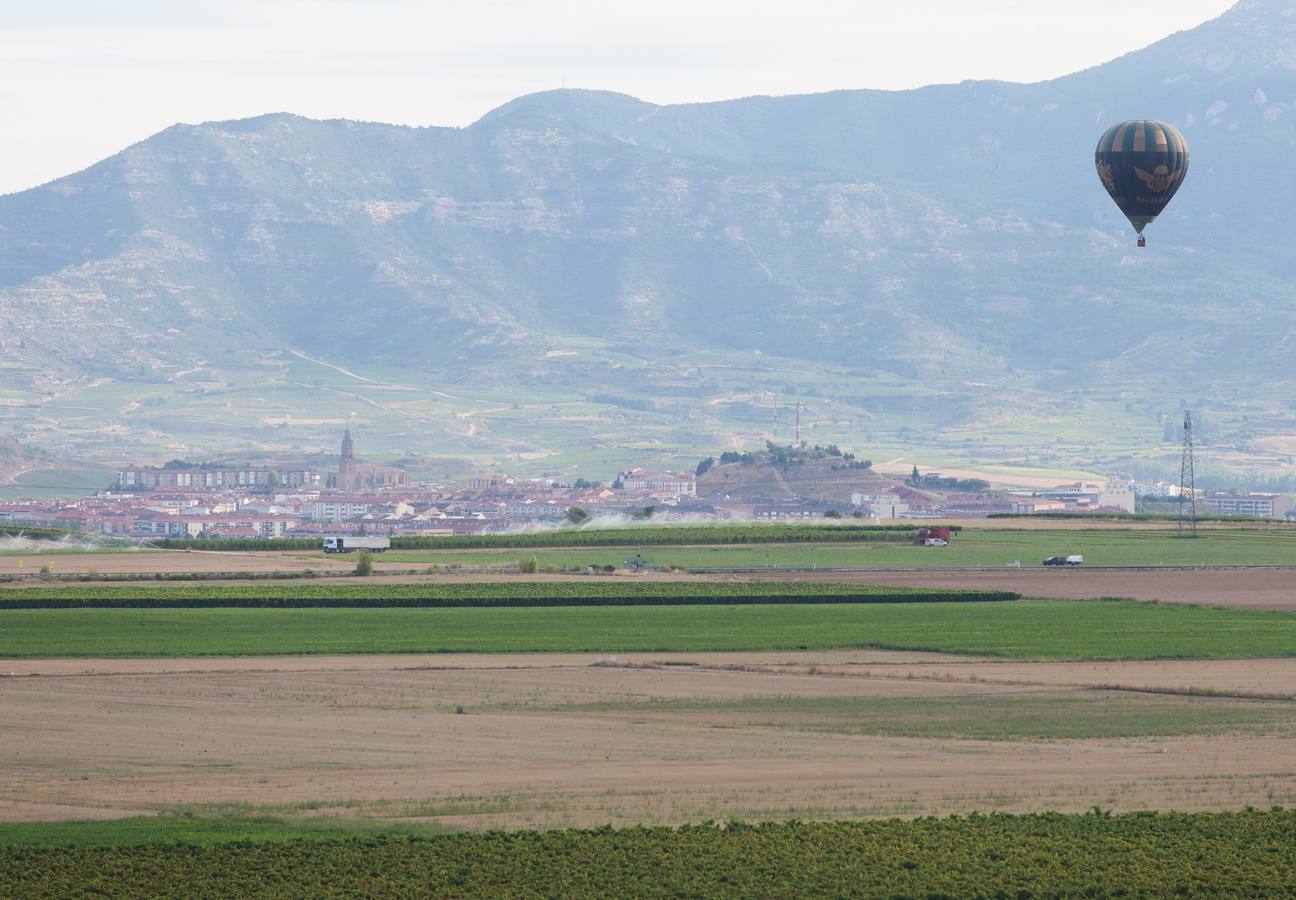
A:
[151,523,946,552]
[0,580,1016,608]
[3,810,1292,897]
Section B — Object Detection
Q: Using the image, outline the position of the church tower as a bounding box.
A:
[339,427,356,489]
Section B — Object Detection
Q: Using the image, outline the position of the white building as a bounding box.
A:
[310,498,373,523]
[619,472,696,497]
[1131,481,1179,498]
[1098,481,1136,513]
[850,494,909,520]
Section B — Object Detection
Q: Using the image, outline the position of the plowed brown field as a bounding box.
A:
[764,568,1296,609]
[3,651,1294,828]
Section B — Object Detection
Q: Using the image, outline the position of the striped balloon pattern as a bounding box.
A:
[1095,120,1190,237]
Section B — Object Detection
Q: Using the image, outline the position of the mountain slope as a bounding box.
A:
[3,1,1296,473]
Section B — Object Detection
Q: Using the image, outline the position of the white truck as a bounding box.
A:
[322,535,390,553]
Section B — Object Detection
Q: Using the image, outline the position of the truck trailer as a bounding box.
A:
[322,535,390,553]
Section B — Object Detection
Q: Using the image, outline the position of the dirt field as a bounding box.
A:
[763,568,1296,610]
[4,550,1295,610]
[3,651,1294,828]
[0,550,354,577]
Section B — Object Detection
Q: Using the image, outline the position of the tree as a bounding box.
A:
[695,457,715,477]
[566,507,590,525]
[354,552,373,576]
[824,509,842,519]
[521,554,540,574]
[910,465,921,484]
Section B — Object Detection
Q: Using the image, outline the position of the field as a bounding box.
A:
[3,599,1296,659]
[0,345,1217,489]
[4,812,1295,897]
[5,522,1296,893]
[369,525,1296,569]
[3,651,1296,830]
[0,580,1014,607]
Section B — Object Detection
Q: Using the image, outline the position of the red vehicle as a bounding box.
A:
[916,527,951,546]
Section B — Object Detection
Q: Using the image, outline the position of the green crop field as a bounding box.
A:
[2,599,1294,659]
[376,526,1296,570]
[547,692,1296,742]
[0,581,1012,607]
[3,811,1293,897]
[0,815,456,849]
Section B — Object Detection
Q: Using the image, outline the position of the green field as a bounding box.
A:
[0,581,1012,607]
[0,466,113,501]
[3,811,1293,896]
[3,600,1294,660]
[551,692,1296,741]
[0,815,456,849]
[374,526,1296,570]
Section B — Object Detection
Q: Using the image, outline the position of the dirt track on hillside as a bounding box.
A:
[3,651,1294,828]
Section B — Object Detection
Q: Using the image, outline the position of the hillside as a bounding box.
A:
[696,447,906,503]
[0,439,49,484]
[4,0,1296,480]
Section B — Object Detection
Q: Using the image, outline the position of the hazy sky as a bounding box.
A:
[1,0,1235,196]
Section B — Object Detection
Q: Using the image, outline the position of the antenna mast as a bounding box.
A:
[1178,410,1196,537]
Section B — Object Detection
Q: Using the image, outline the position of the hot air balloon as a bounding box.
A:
[1095,120,1189,247]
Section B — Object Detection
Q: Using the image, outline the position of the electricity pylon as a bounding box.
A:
[1178,410,1196,537]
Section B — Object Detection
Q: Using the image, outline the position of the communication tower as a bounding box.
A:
[1178,410,1196,537]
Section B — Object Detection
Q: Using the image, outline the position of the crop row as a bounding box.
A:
[0,580,1017,608]
[151,523,956,552]
[3,810,1292,897]
[0,525,87,541]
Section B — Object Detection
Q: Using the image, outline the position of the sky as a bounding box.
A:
[0,0,1236,196]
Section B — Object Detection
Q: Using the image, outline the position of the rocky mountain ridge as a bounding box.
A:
[2,1,1296,464]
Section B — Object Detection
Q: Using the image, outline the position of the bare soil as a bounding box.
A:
[3,651,1294,828]
[761,568,1296,610]
[0,550,353,577]
[4,551,1295,611]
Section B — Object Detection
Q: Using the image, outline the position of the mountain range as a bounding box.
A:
[3,0,1296,481]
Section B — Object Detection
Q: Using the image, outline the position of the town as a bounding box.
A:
[1,428,1289,541]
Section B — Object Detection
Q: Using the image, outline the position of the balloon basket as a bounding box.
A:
[1137,236,1146,248]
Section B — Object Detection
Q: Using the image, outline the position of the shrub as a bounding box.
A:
[354,552,374,577]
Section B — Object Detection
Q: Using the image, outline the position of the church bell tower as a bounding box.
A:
[339,427,356,489]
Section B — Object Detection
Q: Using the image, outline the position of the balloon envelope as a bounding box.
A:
[1095,120,1189,235]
